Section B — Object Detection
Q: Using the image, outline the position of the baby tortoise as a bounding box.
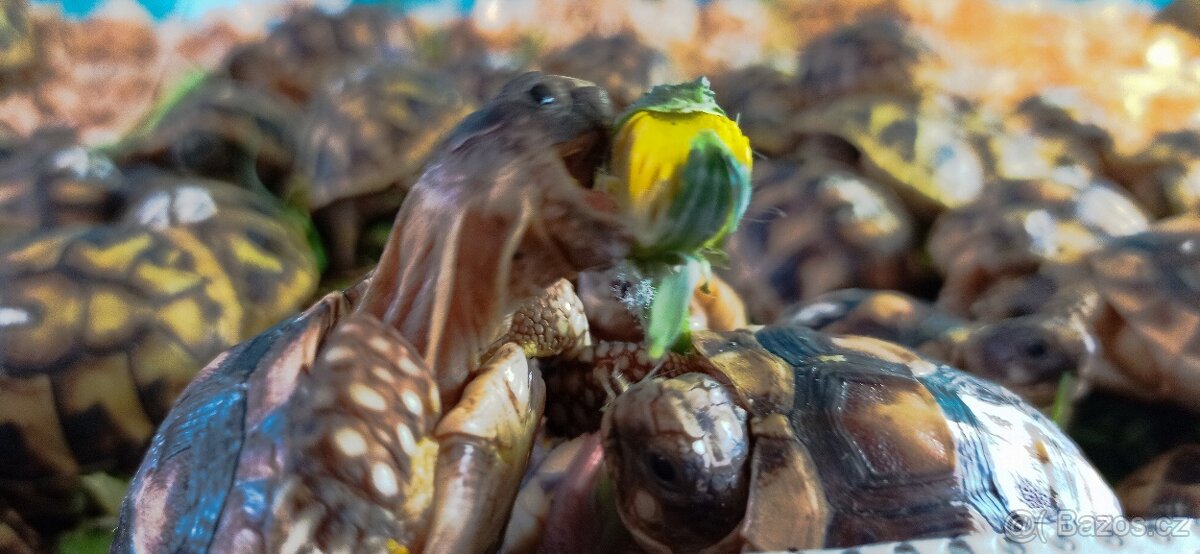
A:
[0,127,125,236]
[0,175,317,528]
[1118,443,1200,518]
[707,65,802,159]
[928,175,1149,320]
[536,32,678,112]
[720,158,918,323]
[1109,130,1200,218]
[294,60,472,273]
[112,73,630,553]
[601,325,1121,552]
[791,94,986,220]
[795,14,942,107]
[117,78,304,196]
[223,5,405,104]
[0,0,33,82]
[1006,95,1117,176]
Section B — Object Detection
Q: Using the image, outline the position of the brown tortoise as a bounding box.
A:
[0,173,317,529]
[294,59,473,273]
[1109,130,1200,218]
[536,32,678,112]
[719,158,919,323]
[598,324,1121,551]
[1118,443,1200,518]
[117,77,305,196]
[0,127,125,236]
[112,72,629,553]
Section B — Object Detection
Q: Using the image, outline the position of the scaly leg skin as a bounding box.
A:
[423,342,546,554]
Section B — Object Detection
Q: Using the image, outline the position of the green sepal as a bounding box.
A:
[643,257,702,360]
[633,130,751,260]
[615,77,727,129]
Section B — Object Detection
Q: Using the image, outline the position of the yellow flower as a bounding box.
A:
[613,110,753,225]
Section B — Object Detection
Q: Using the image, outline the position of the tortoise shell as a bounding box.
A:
[118,78,304,196]
[791,94,985,219]
[0,127,125,236]
[795,15,941,106]
[0,0,33,78]
[1083,215,1200,411]
[929,175,1149,320]
[783,289,967,358]
[1118,443,1200,518]
[1007,95,1116,174]
[720,158,917,322]
[0,176,316,526]
[536,32,678,111]
[223,6,405,104]
[1111,130,1200,218]
[602,325,1122,551]
[297,60,471,212]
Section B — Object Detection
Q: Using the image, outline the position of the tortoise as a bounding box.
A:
[0,127,125,236]
[116,77,305,197]
[718,157,919,323]
[790,93,986,220]
[1117,443,1200,518]
[0,174,317,529]
[111,72,633,553]
[795,14,943,107]
[1108,130,1200,218]
[1157,0,1200,38]
[950,215,1200,415]
[707,65,803,159]
[598,324,1122,551]
[536,32,678,112]
[293,60,473,273]
[222,5,407,104]
[0,0,33,81]
[1006,94,1118,177]
[927,175,1150,320]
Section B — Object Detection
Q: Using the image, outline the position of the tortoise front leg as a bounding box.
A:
[423,342,546,553]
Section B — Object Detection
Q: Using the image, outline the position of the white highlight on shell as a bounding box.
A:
[368,336,393,355]
[349,383,387,412]
[396,423,418,456]
[323,346,355,363]
[133,186,218,229]
[371,462,399,497]
[333,427,368,457]
[0,307,31,326]
[398,357,423,376]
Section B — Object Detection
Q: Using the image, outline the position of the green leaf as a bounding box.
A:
[644,259,701,359]
[1049,372,1078,427]
[615,77,726,129]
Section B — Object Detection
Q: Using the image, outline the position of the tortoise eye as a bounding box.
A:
[529,83,556,106]
[647,453,677,485]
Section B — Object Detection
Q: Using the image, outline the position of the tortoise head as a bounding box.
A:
[955,315,1093,408]
[359,72,630,405]
[601,373,751,552]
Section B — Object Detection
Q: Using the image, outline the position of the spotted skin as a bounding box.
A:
[602,326,1120,552]
[0,179,317,527]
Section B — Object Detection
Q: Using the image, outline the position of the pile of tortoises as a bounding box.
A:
[2,1,1200,553]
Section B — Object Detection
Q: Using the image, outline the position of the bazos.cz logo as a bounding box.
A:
[1003,509,1192,543]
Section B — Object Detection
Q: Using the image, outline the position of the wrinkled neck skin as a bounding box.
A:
[354,120,623,407]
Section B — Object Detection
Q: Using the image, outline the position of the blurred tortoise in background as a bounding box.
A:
[795,14,942,107]
[928,174,1150,320]
[112,72,630,553]
[536,32,678,112]
[718,158,920,323]
[293,60,472,273]
[0,0,34,84]
[115,77,305,197]
[600,324,1121,552]
[791,94,986,221]
[1109,130,1200,218]
[0,174,317,531]
[1118,443,1200,518]
[223,5,406,105]
[0,127,125,236]
[707,65,801,159]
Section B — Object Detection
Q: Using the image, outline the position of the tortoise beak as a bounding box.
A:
[557,84,613,189]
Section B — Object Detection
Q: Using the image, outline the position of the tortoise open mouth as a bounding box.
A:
[557,125,607,190]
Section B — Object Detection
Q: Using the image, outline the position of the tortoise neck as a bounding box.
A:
[356,194,514,405]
